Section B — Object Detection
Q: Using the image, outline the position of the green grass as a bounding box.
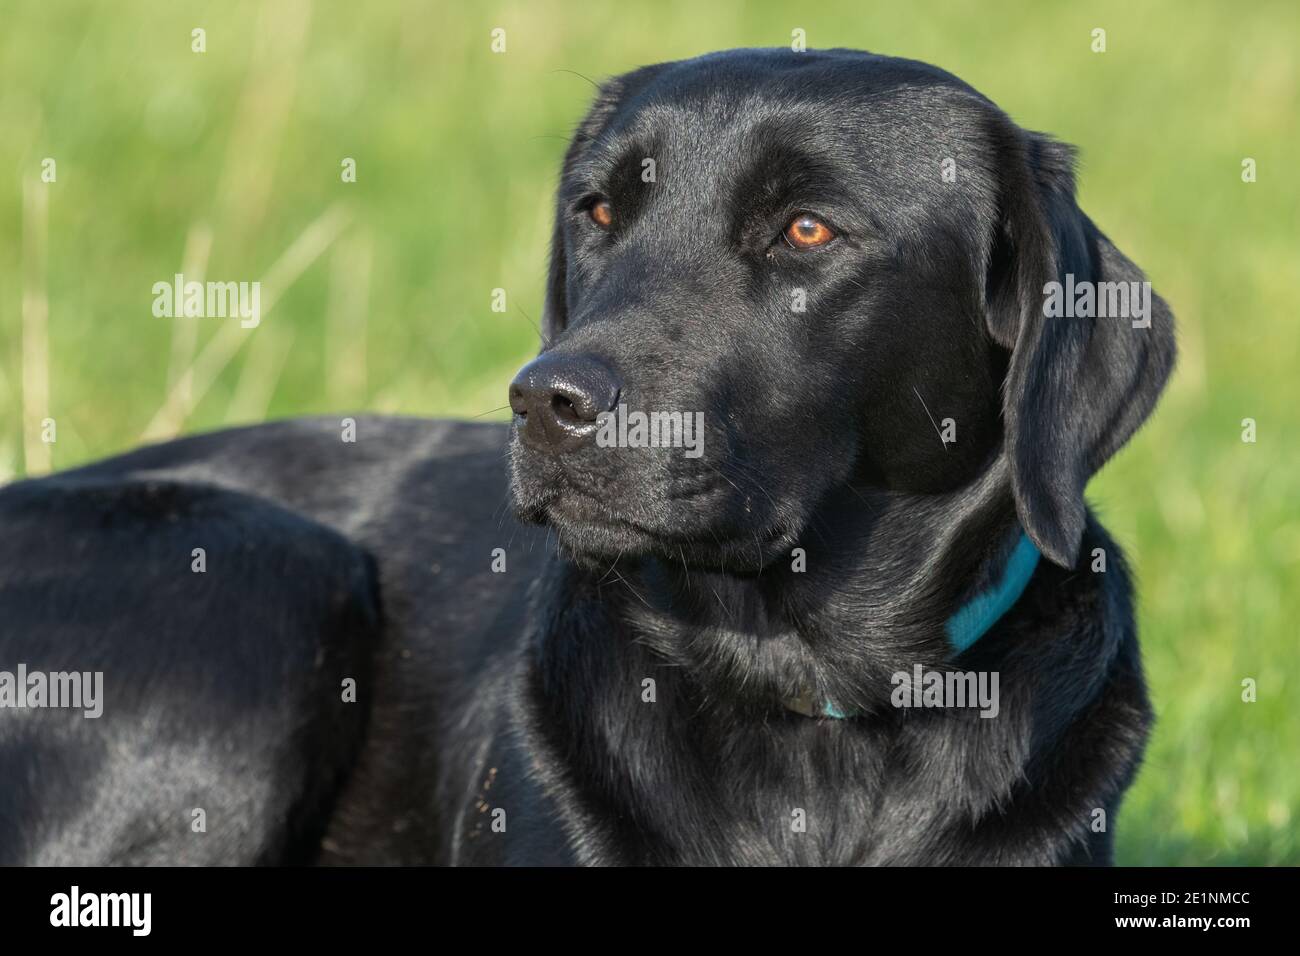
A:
[1,0,1296,864]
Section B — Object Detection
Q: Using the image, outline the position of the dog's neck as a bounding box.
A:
[539,456,1041,721]
[781,528,1038,717]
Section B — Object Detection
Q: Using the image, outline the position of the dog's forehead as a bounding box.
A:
[585,50,995,184]
[637,48,965,102]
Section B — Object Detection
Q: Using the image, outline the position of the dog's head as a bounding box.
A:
[509,48,1174,572]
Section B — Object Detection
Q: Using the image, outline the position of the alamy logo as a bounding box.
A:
[1042,273,1152,328]
[890,665,1000,718]
[0,664,103,718]
[595,404,704,459]
[152,273,261,328]
[50,886,151,936]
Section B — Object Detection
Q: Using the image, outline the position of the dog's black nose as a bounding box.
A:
[509,353,621,453]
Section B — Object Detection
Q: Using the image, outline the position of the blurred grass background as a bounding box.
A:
[1,0,1296,864]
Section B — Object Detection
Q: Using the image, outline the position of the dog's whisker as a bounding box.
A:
[609,570,653,611]
[707,584,733,623]
[911,385,949,453]
[596,547,624,586]
[548,67,602,91]
[514,303,551,349]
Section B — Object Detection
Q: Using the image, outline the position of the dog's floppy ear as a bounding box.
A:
[986,131,1176,568]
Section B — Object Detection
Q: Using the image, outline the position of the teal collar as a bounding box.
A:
[785,531,1041,719]
[945,531,1041,654]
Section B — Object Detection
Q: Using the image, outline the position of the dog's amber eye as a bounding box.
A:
[784,214,835,249]
[590,199,613,229]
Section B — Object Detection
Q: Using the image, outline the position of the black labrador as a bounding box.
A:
[0,48,1174,865]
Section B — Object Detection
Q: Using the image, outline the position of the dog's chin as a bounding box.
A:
[513,491,796,575]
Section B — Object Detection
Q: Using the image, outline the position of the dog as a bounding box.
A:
[0,48,1174,865]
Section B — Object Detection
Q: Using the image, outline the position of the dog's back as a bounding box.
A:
[0,417,544,865]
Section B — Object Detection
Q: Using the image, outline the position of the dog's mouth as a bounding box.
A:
[512,461,795,571]
[548,503,793,571]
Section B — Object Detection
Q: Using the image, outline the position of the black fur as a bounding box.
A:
[0,48,1174,865]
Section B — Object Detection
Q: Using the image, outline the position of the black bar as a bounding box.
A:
[2,866,1291,941]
